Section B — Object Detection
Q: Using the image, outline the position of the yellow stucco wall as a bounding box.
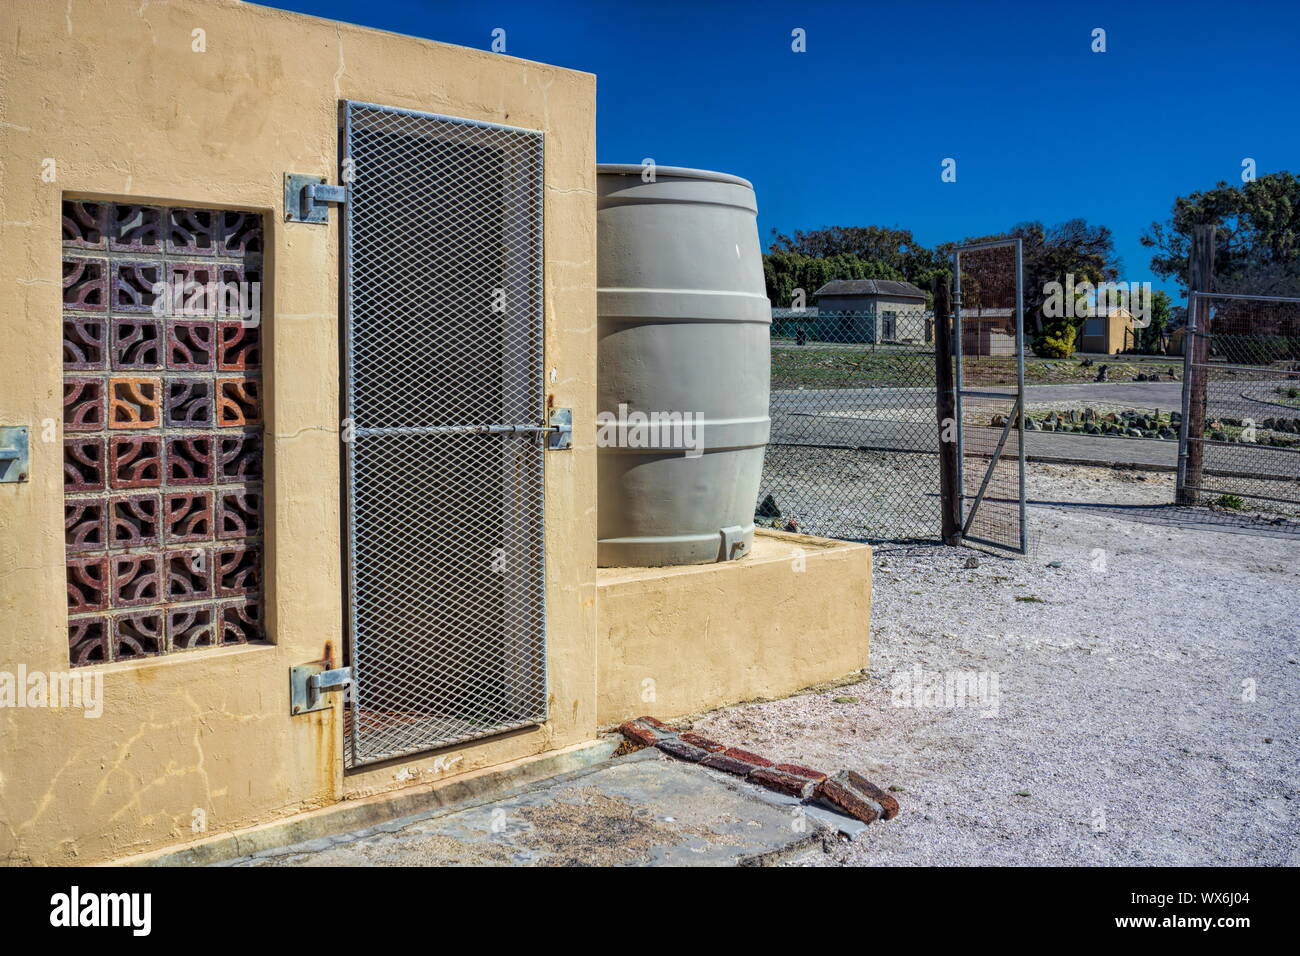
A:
[596,531,872,726]
[0,0,596,865]
[1080,310,1135,354]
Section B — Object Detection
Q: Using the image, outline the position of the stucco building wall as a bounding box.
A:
[1079,310,1135,354]
[0,0,597,865]
[0,0,872,866]
[814,296,929,343]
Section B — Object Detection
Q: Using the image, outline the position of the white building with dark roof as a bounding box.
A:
[812,279,930,343]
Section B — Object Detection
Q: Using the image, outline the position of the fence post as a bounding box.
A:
[1177,225,1214,505]
[933,275,962,544]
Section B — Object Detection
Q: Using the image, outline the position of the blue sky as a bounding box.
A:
[261,0,1299,301]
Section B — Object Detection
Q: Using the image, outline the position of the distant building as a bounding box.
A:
[1079,307,1135,354]
[812,279,930,343]
[958,307,1017,356]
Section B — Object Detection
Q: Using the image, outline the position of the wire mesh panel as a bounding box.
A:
[1178,293,1300,528]
[342,102,546,768]
[954,241,1028,553]
[762,306,941,541]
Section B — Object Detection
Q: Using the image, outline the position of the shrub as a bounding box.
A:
[1032,324,1076,359]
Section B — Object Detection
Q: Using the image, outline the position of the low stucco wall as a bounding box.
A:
[596,530,872,726]
[0,0,596,865]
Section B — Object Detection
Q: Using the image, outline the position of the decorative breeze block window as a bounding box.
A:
[62,200,266,665]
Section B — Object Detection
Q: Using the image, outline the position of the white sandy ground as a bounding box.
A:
[690,463,1300,866]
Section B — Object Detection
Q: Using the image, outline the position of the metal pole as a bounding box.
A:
[952,251,966,533]
[1014,238,1027,554]
[1184,291,1299,304]
[1175,291,1196,500]
[933,275,961,544]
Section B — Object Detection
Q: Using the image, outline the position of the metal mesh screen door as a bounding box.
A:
[341,101,547,768]
[953,239,1028,554]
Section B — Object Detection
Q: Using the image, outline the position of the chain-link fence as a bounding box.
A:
[760,306,941,541]
[1178,292,1300,529]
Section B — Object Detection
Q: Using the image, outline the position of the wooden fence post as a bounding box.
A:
[1178,225,1214,505]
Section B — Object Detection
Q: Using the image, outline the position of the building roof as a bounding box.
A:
[1097,307,1135,321]
[813,279,927,300]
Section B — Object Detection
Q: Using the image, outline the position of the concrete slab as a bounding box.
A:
[228,751,837,867]
[124,737,623,867]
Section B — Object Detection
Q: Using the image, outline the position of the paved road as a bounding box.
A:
[776,379,1298,416]
[771,380,1300,470]
[775,381,1186,411]
[771,410,1180,467]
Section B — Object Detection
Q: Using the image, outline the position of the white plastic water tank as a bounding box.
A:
[596,164,771,566]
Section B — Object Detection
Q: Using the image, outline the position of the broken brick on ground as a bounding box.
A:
[616,716,897,826]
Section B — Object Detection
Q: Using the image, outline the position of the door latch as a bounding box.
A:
[548,408,572,450]
[0,427,29,483]
[284,173,346,224]
[290,661,352,715]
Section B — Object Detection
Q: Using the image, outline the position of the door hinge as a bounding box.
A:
[290,662,352,715]
[284,173,346,224]
[0,426,29,483]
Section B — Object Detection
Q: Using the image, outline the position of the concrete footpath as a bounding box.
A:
[226,749,863,867]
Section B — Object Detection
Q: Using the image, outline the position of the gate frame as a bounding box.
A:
[950,237,1028,554]
[338,100,550,769]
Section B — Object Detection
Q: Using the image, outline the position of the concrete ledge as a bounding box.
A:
[596,529,871,726]
[113,737,620,867]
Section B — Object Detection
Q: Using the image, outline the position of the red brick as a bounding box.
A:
[813,775,880,825]
[719,747,773,768]
[680,731,726,753]
[618,720,661,748]
[639,715,672,731]
[656,737,709,762]
[700,752,756,776]
[701,747,773,777]
[775,763,828,783]
[844,770,900,820]
[749,767,817,799]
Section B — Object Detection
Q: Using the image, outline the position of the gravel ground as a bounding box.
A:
[761,447,941,541]
[691,462,1300,866]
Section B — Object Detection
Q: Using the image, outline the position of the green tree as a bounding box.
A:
[1141,172,1300,296]
[763,250,907,308]
[766,225,943,288]
[1136,289,1173,353]
[940,219,1120,353]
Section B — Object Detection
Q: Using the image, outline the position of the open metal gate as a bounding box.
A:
[953,239,1028,554]
[341,102,548,768]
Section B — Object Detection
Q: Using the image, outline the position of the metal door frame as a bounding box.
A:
[339,100,549,768]
[952,237,1028,554]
